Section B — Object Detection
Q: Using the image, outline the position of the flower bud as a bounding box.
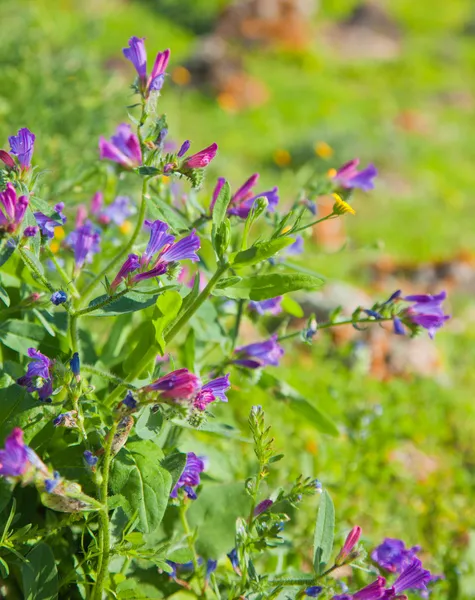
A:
[335,525,362,565]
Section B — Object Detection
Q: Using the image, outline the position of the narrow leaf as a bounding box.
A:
[230,238,294,268]
[313,490,335,575]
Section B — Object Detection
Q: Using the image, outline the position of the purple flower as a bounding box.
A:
[227,548,240,574]
[23,226,39,237]
[393,317,405,335]
[130,220,200,284]
[17,348,54,401]
[123,37,170,95]
[382,558,432,598]
[403,291,450,339]
[66,221,101,269]
[254,499,273,516]
[0,183,28,233]
[99,124,142,169]
[234,335,284,369]
[286,235,304,255]
[0,428,30,477]
[121,390,138,410]
[84,451,98,467]
[145,368,202,400]
[193,374,231,411]
[110,253,140,292]
[34,202,66,239]
[50,291,67,306]
[336,526,362,564]
[333,159,377,191]
[183,143,218,169]
[333,576,387,600]
[216,173,279,219]
[248,297,282,316]
[372,538,421,573]
[305,587,323,597]
[98,196,135,226]
[70,352,80,377]
[170,452,205,499]
[206,559,217,582]
[177,140,191,158]
[8,128,35,169]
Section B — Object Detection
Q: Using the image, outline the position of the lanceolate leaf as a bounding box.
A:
[153,290,182,353]
[212,272,323,300]
[211,180,231,230]
[313,490,335,575]
[21,542,58,600]
[230,238,295,268]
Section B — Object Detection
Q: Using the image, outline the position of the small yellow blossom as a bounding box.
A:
[119,221,132,235]
[273,149,291,167]
[50,241,60,254]
[314,141,333,159]
[327,167,337,178]
[171,66,191,86]
[54,226,65,241]
[332,193,355,215]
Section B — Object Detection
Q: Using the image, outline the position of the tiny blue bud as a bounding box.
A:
[305,586,323,597]
[51,290,67,305]
[45,471,61,493]
[177,139,191,158]
[70,352,80,376]
[84,451,98,467]
[122,390,137,409]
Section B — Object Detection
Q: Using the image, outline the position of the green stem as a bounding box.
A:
[44,247,80,299]
[268,576,316,586]
[93,421,118,600]
[75,288,129,317]
[164,262,229,345]
[291,212,337,234]
[277,317,394,342]
[71,392,88,443]
[69,314,79,354]
[104,345,157,407]
[82,365,137,389]
[179,503,204,595]
[80,178,149,306]
[231,300,244,351]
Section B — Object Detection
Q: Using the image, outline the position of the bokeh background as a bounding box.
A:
[1,0,475,596]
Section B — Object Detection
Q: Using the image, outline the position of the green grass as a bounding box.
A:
[1,0,475,596]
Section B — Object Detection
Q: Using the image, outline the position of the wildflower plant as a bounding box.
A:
[0,36,449,599]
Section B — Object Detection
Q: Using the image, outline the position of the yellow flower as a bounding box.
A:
[314,141,333,159]
[50,241,60,254]
[273,149,291,167]
[54,226,65,241]
[171,66,191,86]
[327,167,337,178]
[119,221,132,235]
[332,193,355,215]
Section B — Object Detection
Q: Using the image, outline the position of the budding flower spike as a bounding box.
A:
[123,36,170,97]
[0,183,28,234]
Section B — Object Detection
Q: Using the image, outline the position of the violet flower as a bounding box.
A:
[0,183,28,234]
[403,291,450,339]
[333,576,387,600]
[254,499,273,516]
[286,235,304,255]
[128,219,200,284]
[123,36,170,96]
[66,221,101,269]
[98,195,135,226]
[50,291,67,306]
[34,202,67,239]
[0,428,30,477]
[17,348,54,401]
[193,374,231,411]
[8,128,35,169]
[144,368,202,400]
[248,297,283,316]
[333,159,377,191]
[170,452,205,500]
[182,143,218,169]
[382,558,432,598]
[110,253,140,292]
[212,173,279,219]
[372,538,421,573]
[234,335,284,369]
[99,123,142,169]
[23,226,38,237]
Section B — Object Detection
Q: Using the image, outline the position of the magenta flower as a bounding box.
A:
[170,452,205,500]
[0,150,16,169]
[248,297,282,316]
[182,143,218,169]
[99,124,142,169]
[193,374,231,411]
[211,173,279,219]
[126,219,200,284]
[333,159,377,191]
[234,335,284,369]
[254,499,273,516]
[0,428,30,477]
[372,538,421,573]
[336,526,362,564]
[145,368,202,400]
[34,202,67,239]
[403,291,450,339]
[333,577,386,600]
[8,128,35,169]
[17,348,54,401]
[123,36,170,96]
[110,253,140,292]
[66,221,101,270]
[0,183,28,234]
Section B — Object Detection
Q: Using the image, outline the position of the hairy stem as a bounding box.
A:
[179,503,204,596]
[104,345,157,407]
[291,212,337,234]
[277,316,394,342]
[75,288,129,317]
[69,314,79,354]
[82,364,137,389]
[44,246,80,299]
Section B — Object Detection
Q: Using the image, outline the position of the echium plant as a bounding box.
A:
[0,35,449,599]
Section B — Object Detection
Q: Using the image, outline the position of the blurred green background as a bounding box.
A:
[1,0,475,597]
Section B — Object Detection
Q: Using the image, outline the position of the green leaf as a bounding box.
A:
[0,283,10,307]
[153,291,182,353]
[110,441,172,534]
[149,194,189,231]
[0,241,15,268]
[86,290,176,317]
[21,542,58,600]
[187,483,251,558]
[135,406,163,441]
[281,296,304,318]
[230,238,295,268]
[161,452,187,490]
[0,319,46,355]
[137,166,161,176]
[211,180,231,230]
[212,273,323,301]
[313,490,335,575]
